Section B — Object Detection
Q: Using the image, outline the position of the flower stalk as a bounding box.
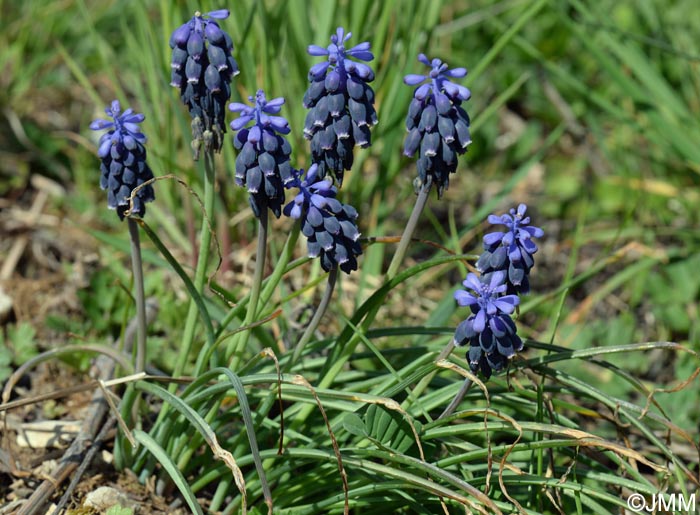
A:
[226,89,294,369]
[388,54,472,278]
[385,179,432,279]
[127,218,147,373]
[175,150,217,378]
[290,267,338,368]
[228,208,268,370]
[89,100,155,372]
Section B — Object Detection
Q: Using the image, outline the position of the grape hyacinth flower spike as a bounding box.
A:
[284,163,362,274]
[90,100,155,219]
[303,27,378,184]
[403,54,472,197]
[453,271,523,379]
[229,90,293,219]
[476,203,544,295]
[170,9,238,158]
[90,100,154,378]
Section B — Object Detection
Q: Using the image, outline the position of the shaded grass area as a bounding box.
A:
[1,0,699,513]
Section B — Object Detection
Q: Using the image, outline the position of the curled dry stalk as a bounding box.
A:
[291,375,350,515]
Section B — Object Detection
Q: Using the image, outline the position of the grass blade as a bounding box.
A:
[132,429,204,515]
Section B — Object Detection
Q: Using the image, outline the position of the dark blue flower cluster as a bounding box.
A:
[453,272,522,378]
[284,164,362,274]
[170,9,238,157]
[403,54,472,197]
[453,204,543,378]
[90,100,155,220]
[476,204,544,295]
[230,90,294,219]
[303,27,377,185]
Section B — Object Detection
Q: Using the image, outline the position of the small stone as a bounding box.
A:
[0,286,12,322]
[84,486,135,511]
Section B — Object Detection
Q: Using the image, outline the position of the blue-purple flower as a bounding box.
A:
[453,271,522,378]
[230,90,293,219]
[476,204,544,295]
[170,9,238,157]
[303,27,378,185]
[90,100,155,220]
[284,164,362,273]
[403,54,472,197]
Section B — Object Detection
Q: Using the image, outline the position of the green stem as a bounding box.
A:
[313,179,432,391]
[127,217,147,373]
[205,222,301,371]
[290,183,436,431]
[217,222,300,339]
[135,151,216,477]
[229,208,268,370]
[401,339,454,412]
[438,378,473,419]
[385,180,432,279]
[174,150,216,380]
[210,477,231,513]
[289,267,338,368]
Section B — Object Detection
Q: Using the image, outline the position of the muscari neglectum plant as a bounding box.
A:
[228,89,294,365]
[87,17,538,511]
[90,100,153,375]
[168,8,239,383]
[386,54,472,279]
[439,204,542,417]
[277,26,374,369]
[456,204,543,377]
[284,163,363,365]
[80,6,695,515]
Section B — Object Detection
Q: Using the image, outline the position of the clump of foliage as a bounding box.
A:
[2,1,699,514]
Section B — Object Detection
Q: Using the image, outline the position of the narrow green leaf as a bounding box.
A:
[135,380,250,512]
[137,219,215,345]
[207,368,273,512]
[133,429,204,515]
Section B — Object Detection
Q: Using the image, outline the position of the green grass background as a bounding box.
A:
[1,0,699,513]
